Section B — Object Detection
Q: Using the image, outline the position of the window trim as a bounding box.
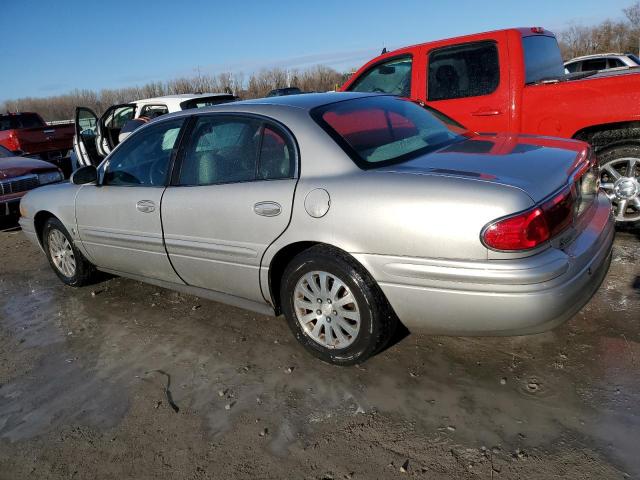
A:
[346,54,413,97]
[171,112,300,188]
[99,116,188,188]
[427,40,500,102]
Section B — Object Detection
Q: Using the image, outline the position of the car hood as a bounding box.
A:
[0,156,58,179]
[377,133,587,202]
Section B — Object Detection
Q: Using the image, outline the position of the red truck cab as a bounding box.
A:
[0,112,74,175]
[342,28,640,225]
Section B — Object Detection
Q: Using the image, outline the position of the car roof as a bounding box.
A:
[133,93,234,104]
[565,53,627,63]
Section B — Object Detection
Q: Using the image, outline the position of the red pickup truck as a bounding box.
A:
[341,27,640,225]
[0,112,74,174]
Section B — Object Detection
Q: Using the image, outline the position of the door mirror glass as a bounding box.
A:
[71,165,98,185]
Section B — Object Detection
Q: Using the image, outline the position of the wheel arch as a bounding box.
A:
[572,121,640,153]
[266,241,381,315]
[33,210,57,248]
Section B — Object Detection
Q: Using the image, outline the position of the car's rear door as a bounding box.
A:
[97,103,136,156]
[161,114,298,303]
[74,107,102,167]
[75,117,186,282]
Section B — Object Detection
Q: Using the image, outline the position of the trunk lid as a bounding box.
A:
[377,133,588,203]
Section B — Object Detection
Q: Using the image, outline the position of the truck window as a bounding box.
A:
[522,35,565,83]
[427,41,499,101]
[0,113,44,131]
[348,56,412,96]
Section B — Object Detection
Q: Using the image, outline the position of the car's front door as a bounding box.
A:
[74,107,102,167]
[75,117,186,283]
[97,103,136,156]
[161,114,298,302]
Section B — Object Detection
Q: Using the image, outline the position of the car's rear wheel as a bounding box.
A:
[42,217,95,286]
[281,246,396,366]
[599,145,640,226]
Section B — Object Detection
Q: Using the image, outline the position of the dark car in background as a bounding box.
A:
[0,145,63,217]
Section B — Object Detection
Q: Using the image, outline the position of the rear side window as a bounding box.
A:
[608,58,625,68]
[140,104,169,119]
[348,56,412,96]
[178,116,295,186]
[522,35,565,83]
[428,41,499,101]
[565,62,580,73]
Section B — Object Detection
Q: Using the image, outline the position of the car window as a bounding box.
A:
[565,62,580,73]
[312,96,464,168]
[105,106,135,129]
[140,104,169,119]
[102,118,184,186]
[428,41,499,101]
[522,35,565,83]
[581,58,607,71]
[0,145,12,157]
[348,56,412,96]
[178,116,262,186]
[608,58,625,68]
[257,126,295,180]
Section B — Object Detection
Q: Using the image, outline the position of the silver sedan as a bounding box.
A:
[19,93,614,365]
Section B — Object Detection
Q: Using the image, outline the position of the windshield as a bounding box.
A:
[311,96,466,168]
[0,145,12,157]
[522,35,565,84]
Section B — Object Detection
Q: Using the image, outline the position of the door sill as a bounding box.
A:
[98,268,276,317]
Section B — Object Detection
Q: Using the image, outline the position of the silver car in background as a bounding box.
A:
[19,93,614,365]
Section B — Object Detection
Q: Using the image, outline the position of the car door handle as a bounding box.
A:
[471,108,502,116]
[136,200,156,213]
[254,201,281,217]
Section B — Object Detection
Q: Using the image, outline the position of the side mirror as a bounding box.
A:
[71,165,98,185]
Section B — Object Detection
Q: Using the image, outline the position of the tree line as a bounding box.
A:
[557,2,639,59]
[2,2,639,122]
[0,66,348,122]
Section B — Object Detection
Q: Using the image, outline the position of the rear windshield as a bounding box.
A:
[180,95,237,110]
[522,35,565,84]
[0,113,44,131]
[311,96,466,168]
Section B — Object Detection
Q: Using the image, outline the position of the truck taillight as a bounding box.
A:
[6,131,20,152]
[482,186,576,251]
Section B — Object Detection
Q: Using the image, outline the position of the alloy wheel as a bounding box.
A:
[293,271,361,349]
[48,229,76,278]
[600,157,640,222]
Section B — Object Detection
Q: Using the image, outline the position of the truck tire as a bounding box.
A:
[598,144,640,226]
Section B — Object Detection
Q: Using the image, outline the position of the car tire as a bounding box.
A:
[598,144,640,227]
[42,217,95,287]
[280,245,397,366]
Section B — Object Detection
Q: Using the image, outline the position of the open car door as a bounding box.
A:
[73,107,102,167]
[96,103,136,156]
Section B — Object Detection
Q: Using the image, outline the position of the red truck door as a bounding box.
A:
[423,32,511,133]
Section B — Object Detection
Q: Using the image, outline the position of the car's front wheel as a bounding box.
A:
[42,217,95,286]
[281,246,396,366]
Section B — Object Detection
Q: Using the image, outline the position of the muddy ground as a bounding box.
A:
[0,218,638,480]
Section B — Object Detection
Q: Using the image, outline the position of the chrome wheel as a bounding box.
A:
[600,157,640,223]
[293,271,361,350]
[48,229,76,278]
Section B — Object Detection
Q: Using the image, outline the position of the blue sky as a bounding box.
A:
[1,0,633,101]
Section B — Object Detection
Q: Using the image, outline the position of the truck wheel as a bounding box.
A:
[42,217,95,286]
[598,145,640,226]
[280,245,397,366]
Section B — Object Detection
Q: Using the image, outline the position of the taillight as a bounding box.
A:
[482,186,576,251]
[6,131,20,152]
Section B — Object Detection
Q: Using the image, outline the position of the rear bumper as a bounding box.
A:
[354,193,615,335]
